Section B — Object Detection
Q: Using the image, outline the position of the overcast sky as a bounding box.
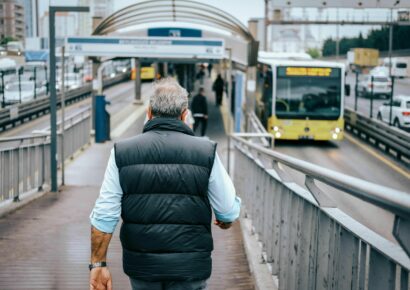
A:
[42,0,397,42]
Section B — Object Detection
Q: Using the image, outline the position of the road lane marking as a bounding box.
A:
[111,101,148,138]
[345,133,410,179]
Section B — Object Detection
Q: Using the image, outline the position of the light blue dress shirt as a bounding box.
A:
[90,148,241,234]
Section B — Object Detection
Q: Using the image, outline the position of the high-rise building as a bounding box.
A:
[0,0,25,41]
[77,0,114,35]
[40,11,77,38]
[22,0,38,38]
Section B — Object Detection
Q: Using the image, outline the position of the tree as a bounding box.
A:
[0,36,16,45]
[321,26,410,56]
[306,47,321,59]
[322,38,336,56]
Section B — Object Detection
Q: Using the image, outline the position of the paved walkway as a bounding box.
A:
[0,76,254,289]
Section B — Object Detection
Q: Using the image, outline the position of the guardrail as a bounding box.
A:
[0,73,129,132]
[232,133,410,290]
[344,108,410,164]
[0,108,91,203]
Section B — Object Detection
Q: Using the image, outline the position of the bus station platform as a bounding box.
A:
[0,77,255,290]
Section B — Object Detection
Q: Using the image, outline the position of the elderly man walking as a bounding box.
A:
[89,78,241,290]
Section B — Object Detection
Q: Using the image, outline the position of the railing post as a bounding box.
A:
[1,71,5,108]
[388,76,395,126]
[39,141,45,191]
[369,76,374,118]
[13,146,21,202]
[354,70,359,111]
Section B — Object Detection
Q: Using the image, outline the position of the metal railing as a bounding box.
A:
[0,108,91,203]
[232,133,410,290]
[0,73,129,132]
[246,111,273,147]
[345,108,410,164]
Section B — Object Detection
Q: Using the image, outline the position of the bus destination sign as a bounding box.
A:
[285,67,332,77]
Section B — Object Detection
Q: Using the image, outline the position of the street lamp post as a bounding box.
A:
[49,6,89,192]
[1,72,5,108]
[33,67,37,100]
[18,67,22,104]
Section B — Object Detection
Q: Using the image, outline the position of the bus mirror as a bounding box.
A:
[345,84,351,97]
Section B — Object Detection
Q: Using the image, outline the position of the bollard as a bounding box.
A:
[95,95,111,143]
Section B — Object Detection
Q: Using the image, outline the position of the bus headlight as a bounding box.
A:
[273,126,279,132]
[335,127,341,134]
[332,133,338,140]
[275,132,281,138]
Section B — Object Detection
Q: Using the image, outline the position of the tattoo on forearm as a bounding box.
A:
[91,226,113,263]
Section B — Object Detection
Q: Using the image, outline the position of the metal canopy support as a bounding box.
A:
[48,6,89,193]
[92,0,254,43]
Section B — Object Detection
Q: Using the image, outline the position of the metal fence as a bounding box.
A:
[0,73,129,131]
[232,134,410,290]
[345,108,410,165]
[0,108,91,203]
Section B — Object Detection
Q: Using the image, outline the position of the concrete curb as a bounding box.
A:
[239,216,279,290]
[0,186,50,218]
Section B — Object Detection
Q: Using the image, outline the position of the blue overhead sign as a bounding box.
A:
[66,36,225,59]
[148,27,202,38]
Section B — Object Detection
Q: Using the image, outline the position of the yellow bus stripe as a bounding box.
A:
[345,133,410,179]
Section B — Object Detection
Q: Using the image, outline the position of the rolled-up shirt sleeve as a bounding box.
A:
[208,153,241,223]
[89,148,123,233]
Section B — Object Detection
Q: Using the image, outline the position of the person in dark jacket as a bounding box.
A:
[212,74,224,106]
[191,87,208,136]
[89,78,241,290]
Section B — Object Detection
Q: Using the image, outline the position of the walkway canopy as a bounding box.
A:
[92,0,258,66]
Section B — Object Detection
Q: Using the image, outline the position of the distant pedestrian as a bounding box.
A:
[191,87,208,136]
[212,74,224,106]
[196,67,205,85]
[207,64,213,77]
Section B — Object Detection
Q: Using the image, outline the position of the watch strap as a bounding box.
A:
[89,261,107,271]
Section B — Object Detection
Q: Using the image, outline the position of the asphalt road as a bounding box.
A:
[274,136,409,243]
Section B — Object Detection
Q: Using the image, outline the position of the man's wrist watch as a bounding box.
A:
[89,261,107,271]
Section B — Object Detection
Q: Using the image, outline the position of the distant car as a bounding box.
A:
[358,74,392,98]
[4,81,46,104]
[56,73,82,91]
[383,58,408,78]
[115,65,129,74]
[377,95,410,129]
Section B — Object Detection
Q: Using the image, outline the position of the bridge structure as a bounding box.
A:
[0,1,409,290]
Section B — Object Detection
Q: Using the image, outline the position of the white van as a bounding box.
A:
[383,58,408,78]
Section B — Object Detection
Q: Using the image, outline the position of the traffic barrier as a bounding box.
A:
[231,133,410,290]
[0,107,91,203]
[344,108,410,164]
[0,73,129,132]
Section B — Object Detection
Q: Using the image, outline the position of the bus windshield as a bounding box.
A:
[275,66,342,120]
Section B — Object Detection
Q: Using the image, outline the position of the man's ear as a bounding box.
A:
[180,109,188,121]
[147,106,153,120]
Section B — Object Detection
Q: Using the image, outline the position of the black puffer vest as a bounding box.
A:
[114,118,217,282]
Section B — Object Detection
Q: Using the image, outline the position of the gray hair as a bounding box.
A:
[149,78,188,118]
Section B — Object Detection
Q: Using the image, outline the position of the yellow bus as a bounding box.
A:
[256,54,347,141]
[141,66,156,80]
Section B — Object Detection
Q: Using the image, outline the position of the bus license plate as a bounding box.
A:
[299,135,314,140]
